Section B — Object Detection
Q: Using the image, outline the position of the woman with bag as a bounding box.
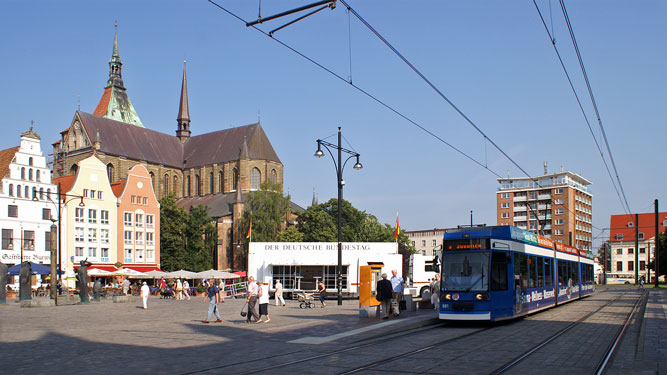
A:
[257,281,271,323]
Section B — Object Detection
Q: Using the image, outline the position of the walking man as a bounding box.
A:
[274,279,285,306]
[246,276,260,323]
[202,279,222,323]
[141,281,150,309]
[390,269,404,313]
[377,273,393,319]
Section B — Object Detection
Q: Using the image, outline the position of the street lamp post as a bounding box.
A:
[315,127,362,306]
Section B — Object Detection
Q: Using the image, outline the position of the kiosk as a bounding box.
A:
[359,262,384,318]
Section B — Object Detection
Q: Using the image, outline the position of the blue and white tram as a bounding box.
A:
[438,226,595,321]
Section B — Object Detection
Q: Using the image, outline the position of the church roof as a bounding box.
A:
[177,192,304,218]
[183,123,281,168]
[77,111,184,168]
[0,146,19,179]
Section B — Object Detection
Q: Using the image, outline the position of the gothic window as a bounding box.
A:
[209,172,214,194]
[173,176,178,196]
[28,157,33,166]
[251,168,261,190]
[195,175,201,196]
[70,164,78,175]
[186,175,191,196]
[28,169,33,181]
[149,172,155,189]
[8,184,13,196]
[36,170,40,182]
[218,171,223,193]
[106,163,114,182]
[270,169,277,184]
[21,167,25,180]
[163,174,169,195]
[232,168,239,191]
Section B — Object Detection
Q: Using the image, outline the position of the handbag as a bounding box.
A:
[240,302,248,317]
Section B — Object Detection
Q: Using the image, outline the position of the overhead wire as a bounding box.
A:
[206,0,503,178]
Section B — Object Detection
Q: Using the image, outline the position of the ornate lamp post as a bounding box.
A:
[314,127,362,305]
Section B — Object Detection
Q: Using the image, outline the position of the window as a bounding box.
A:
[251,168,261,190]
[142,197,147,205]
[75,247,83,257]
[615,234,624,241]
[124,231,132,245]
[146,232,154,245]
[490,252,508,291]
[270,169,277,184]
[21,167,25,180]
[555,188,564,194]
[46,189,50,200]
[100,210,109,225]
[39,188,44,199]
[210,172,214,194]
[628,261,634,271]
[544,258,553,287]
[100,229,109,243]
[640,248,646,254]
[173,176,178,195]
[22,230,34,250]
[555,208,564,215]
[135,232,143,245]
[628,248,634,254]
[501,202,510,209]
[42,208,51,221]
[232,168,239,190]
[163,174,169,195]
[627,221,634,228]
[147,248,154,260]
[75,227,84,242]
[616,248,622,255]
[554,229,564,235]
[136,248,143,260]
[28,169,33,180]
[195,175,201,196]
[640,261,646,271]
[90,190,96,199]
[97,191,102,199]
[8,205,18,218]
[124,249,132,262]
[36,170,41,181]
[124,212,132,226]
[88,247,96,257]
[501,212,510,218]
[131,195,136,204]
[554,198,564,204]
[75,208,84,223]
[421,240,426,247]
[88,209,97,224]
[32,187,37,199]
[432,239,437,246]
[186,176,191,196]
[24,186,29,198]
[2,229,13,250]
[101,248,109,261]
[616,261,623,271]
[500,192,510,199]
[8,184,13,197]
[218,171,224,192]
[638,233,644,240]
[88,228,97,242]
[83,189,88,198]
[529,191,537,200]
[555,219,564,225]
[135,214,143,227]
[146,215,154,228]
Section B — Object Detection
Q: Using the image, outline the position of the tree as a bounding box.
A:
[185,205,217,272]
[278,226,304,242]
[648,230,667,279]
[239,181,292,242]
[159,195,187,272]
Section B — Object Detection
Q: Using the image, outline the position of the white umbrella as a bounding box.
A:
[88,269,112,277]
[145,270,168,278]
[194,269,240,279]
[164,270,198,279]
[111,268,148,278]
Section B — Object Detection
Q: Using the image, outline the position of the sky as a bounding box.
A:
[1,1,665,249]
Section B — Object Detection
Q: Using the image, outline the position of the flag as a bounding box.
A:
[394,213,400,240]
[246,217,252,240]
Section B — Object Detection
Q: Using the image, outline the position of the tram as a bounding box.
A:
[438,225,595,321]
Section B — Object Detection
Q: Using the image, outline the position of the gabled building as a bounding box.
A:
[51,29,286,271]
[0,127,58,266]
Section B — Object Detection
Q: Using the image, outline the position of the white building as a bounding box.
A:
[405,228,446,256]
[248,242,402,295]
[0,127,58,266]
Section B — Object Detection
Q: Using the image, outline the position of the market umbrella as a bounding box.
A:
[87,269,112,277]
[145,270,168,278]
[8,262,59,275]
[164,270,197,279]
[111,268,148,278]
[195,269,241,280]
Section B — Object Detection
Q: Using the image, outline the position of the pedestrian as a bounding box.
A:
[176,278,183,300]
[159,277,167,290]
[390,269,404,312]
[245,276,260,323]
[639,277,645,289]
[202,279,222,323]
[274,279,285,306]
[257,281,271,323]
[218,279,226,302]
[317,280,327,308]
[141,281,150,309]
[376,273,394,319]
[122,278,130,296]
[183,279,191,300]
[431,274,441,309]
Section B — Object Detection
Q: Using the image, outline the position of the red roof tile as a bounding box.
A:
[110,180,126,198]
[93,87,112,117]
[609,212,667,241]
[53,175,77,200]
[0,146,19,179]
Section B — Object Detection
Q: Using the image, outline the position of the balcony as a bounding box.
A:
[513,196,527,202]
[513,205,527,212]
[538,194,551,200]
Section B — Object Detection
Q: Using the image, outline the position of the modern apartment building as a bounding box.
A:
[496,168,593,251]
[405,228,446,256]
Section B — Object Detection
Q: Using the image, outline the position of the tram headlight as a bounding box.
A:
[452,293,460,301]
[475,293,489,301]
[443,293,451,300]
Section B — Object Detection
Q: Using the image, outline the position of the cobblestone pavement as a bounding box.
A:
[0,287,663,375]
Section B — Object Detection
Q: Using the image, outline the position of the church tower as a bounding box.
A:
[176,61,191,141]
[92,25,144,127]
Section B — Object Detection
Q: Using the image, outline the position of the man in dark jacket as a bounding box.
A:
[376,273,394,319]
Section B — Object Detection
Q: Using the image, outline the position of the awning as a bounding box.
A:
[76,265,118,272]
[124,265,163,273]
[233,271,247,277]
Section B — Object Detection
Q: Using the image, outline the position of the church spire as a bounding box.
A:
[176,60,191,141]
[106,24,125,90]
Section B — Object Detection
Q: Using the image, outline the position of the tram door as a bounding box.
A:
[490,251,512,317]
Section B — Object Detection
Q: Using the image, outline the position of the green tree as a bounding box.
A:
[648,231,667,279]
[278,226,304,242]
[239,181,292,242]
[185,205,217,272]
[159,195,187,272]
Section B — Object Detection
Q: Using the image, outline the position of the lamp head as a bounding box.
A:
[78,197,85,207]
[314,141,324,158]
[353,155,363,170]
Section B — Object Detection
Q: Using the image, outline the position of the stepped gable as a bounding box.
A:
[0,146,20,179]
[77,112,184,168]
[182,123,281,168]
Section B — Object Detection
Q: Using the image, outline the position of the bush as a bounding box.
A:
[195,285,205,294]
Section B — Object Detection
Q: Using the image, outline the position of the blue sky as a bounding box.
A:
[2,1,665,249]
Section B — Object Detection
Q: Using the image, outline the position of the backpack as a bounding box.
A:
[258,285,263,298]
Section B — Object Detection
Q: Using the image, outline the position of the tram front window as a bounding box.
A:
[442,252,489,292]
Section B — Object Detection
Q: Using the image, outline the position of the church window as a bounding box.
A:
[106,163,114,182]
[173,176,178,196]
[149,172,155,189]
[232,168,239,191]
[21,167,25,180]
[210,172,214,195]
[8,184,13,196]
[251,168,261,190]
[17,185,21,198]
[70,164,78,175]
[218,171,223,193]
[195,175,201,196]
[36,170,40,182]
[28,157,33,166]
[163,174,169,195]
[270,169,277,184]
[186,176,191,196]
[28,169,33,181]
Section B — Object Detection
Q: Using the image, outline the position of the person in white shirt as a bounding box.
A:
[141,282,150,309]
[257,281,271,323]
[245,276,260,323]
[274,280,285,306]
[183,280,191,300]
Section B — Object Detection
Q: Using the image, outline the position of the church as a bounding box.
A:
[52,29,286,271]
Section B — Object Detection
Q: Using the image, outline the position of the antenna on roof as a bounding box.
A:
[257,110,261,124]
[77,93,80,111]
[30,120,34,132]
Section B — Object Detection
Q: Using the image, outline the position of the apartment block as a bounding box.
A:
[405,228,446,256]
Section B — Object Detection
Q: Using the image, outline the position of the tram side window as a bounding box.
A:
[544,258,553,287]
[558,260,567,286]
[529,255,537,288]
[490,252,508,291]
[514,253,521,289]
[573,262,580,284]
[537,257,545,288]
[520,254,529,289]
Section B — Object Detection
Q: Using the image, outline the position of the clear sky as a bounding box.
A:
[2,1,665,249]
